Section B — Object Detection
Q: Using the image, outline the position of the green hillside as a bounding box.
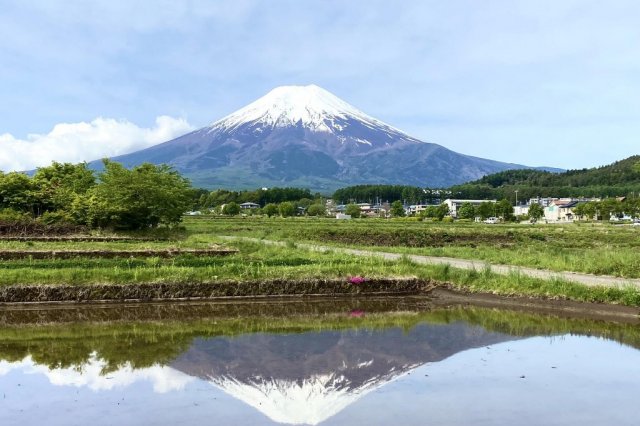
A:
[449,156,640,200]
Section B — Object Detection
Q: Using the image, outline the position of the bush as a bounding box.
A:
[345,204,361,218]
[306,204,326,217]
[38,211,74,225]
[222,202,241,216]
[0,208,29,222]
[263,203,278,217]
[279,202,296,218]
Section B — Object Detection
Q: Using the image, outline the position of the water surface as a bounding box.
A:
[0,298,639,425]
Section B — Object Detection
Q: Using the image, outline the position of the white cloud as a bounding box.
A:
[0,354,194,393]
[0,116,194,172]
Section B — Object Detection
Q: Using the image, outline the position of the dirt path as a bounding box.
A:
[222,236,640,290]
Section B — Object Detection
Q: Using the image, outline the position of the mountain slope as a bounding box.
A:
[99,85,551,191]
[471,156,640,187]
[450,156,640,199]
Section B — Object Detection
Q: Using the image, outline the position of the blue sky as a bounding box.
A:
[1,0,639,171]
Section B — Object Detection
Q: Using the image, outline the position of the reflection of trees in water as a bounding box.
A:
[0,301,638,374]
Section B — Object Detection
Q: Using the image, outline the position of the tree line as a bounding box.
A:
[0,160,193,230]
[333,185,449,205]
[194,187,319,210]
[572,198,640,221]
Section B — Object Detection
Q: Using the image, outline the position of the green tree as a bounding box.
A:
[528,203,544,222]
[0,172,36,214]
[297,198,314,209]
[345,204,361,218]
[390,201,405,217]
[222,202,241,216]
[278,201,296,217]
[306,203,326,217]
[87,160,192,229]
[421,204,449,221]
[435,203,450,221]
[496,199,514,221]
[477,202,496,220]
[626,198,640,219]
[420,205,436,220]
[32,162,96,215]
[582,202,597,221]
[457,202,476,220]
[263,203,278,217]
[596,198,621,221]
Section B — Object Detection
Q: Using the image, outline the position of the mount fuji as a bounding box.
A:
[101,85,550,191]
[171,322,518,425]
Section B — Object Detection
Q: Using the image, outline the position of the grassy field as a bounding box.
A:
[1,216,639,305]
[184,217,640,278]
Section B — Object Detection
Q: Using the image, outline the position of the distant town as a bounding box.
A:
[197,195,638,224]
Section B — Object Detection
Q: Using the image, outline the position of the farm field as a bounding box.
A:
[189,217,640,278]
[0,216,639,306]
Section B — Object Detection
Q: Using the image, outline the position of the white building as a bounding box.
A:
[408,204,430,216]
[240,202,260,209]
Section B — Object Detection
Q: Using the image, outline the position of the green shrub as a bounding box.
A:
[38,211,75,225]
[0,208,29,221]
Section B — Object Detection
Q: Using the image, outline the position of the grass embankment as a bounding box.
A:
[0,247,236,260]
[1,217,640,306]
[1,303,639,372]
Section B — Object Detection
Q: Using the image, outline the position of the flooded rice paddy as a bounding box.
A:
[0,297,639,425]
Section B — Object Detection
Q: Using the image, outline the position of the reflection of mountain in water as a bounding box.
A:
[171,322,518,425]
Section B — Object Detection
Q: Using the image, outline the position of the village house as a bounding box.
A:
[239,202,260,209]
[543,198,600,222]
[408,204,429,216]
[544,199,579,222]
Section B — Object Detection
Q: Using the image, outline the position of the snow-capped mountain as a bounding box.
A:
[101,85,551,191]
[210,84,402,136]
[172,323,517,425]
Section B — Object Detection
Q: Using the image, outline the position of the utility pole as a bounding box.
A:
[515,190,519,206]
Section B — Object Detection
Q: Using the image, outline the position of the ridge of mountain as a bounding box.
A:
[94,85,558,191]
[448,155,640,199]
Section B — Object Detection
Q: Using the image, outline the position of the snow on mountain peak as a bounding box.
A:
[208,367,418,425]
[210,84,400,133]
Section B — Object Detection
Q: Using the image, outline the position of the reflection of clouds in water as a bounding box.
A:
[0,353,193,393]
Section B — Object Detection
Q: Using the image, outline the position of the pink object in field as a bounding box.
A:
[348,276,366,285]
[349,309,365,318]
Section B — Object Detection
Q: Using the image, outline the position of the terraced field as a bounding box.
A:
[0,216,639,306]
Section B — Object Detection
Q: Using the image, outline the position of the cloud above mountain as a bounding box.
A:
[0,116,193,172]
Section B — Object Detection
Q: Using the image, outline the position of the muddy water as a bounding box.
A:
[0,298,639,425]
